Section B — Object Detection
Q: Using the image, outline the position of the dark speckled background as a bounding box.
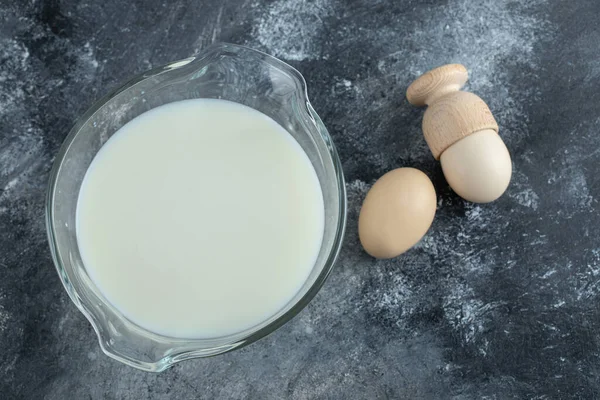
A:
[3,0,600,398]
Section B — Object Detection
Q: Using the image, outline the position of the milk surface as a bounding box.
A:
[76,99,324,338]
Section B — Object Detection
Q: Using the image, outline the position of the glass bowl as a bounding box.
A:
[45,43,347,372]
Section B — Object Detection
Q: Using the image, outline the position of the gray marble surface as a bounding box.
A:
[2,0,600,398]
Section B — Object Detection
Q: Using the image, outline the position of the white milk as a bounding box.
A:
[76,99,324,339]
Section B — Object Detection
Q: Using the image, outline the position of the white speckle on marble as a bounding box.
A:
[553,300,565,308]
[509,171,540,210]
[0,310,7,333]
[0,291,9,333]
[541,269,557,279]
[444,285,505,344]
[412,233,439,255]
[574,30,600,82]
[254,0,333,61]
[372,273,413,311]
[0,39,29,112]
[444,288,484,343]
[548,160,593,212]
[346,179,370,197]
[465,205,485,223]
[572,249,600,301]
[2,178,19,193]
[565,167,592,208]
[0,133,45,188]
[511,187,540,210]
[81,42,99,70]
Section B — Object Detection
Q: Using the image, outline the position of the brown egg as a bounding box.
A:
[358,168,437,259]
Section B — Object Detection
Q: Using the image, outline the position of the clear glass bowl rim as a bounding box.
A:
[45,43,347,371]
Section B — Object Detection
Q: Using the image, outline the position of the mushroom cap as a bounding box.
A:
[406,64,468,107]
